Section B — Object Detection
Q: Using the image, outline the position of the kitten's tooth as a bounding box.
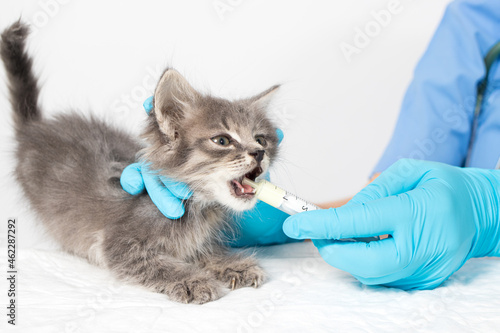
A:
[231,277,236,290]
[252,279,258,288]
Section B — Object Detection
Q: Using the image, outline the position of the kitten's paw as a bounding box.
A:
[166,276,225,304]
[220,263,266,290]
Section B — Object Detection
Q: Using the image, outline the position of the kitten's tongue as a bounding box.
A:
[231,180,255,195]
[242,184,254,193]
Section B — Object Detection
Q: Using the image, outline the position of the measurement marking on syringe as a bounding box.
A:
[242,177,320,215]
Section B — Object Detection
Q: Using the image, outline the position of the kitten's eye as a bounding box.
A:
[211,135,231,146]
[255,136,267,147]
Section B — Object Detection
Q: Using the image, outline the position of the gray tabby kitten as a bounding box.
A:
[1,21,280,304]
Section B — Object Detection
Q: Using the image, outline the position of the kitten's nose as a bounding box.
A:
[249,150,265,163]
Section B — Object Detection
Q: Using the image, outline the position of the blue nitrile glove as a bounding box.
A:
[121,162,192,219]
[283,159,500,290]
[228,200,299,247]
[121,96,292,245]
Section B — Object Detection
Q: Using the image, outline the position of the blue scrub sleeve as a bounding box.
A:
[374,0,500,173]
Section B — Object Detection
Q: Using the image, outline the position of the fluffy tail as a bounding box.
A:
[0,20,40,129]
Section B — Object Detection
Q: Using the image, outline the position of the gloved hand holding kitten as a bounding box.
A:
[120,97,293,247]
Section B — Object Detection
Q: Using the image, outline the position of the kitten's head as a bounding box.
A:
[142,69,279,211]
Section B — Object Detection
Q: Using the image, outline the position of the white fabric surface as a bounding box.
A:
[2,242,500,333]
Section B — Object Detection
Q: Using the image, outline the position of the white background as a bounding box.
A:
[0,0,451,249]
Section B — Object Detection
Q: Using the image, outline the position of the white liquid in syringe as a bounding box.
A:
[242,178,381,242]
[242,178,320,215]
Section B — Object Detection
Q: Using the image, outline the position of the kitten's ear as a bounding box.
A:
[249,84,280,110]
[153,69,199,142]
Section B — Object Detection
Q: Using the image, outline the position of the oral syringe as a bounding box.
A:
[242,177,380,242]
[242,178,320,216]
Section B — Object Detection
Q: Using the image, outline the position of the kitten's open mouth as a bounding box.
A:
[230,166,262,198]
